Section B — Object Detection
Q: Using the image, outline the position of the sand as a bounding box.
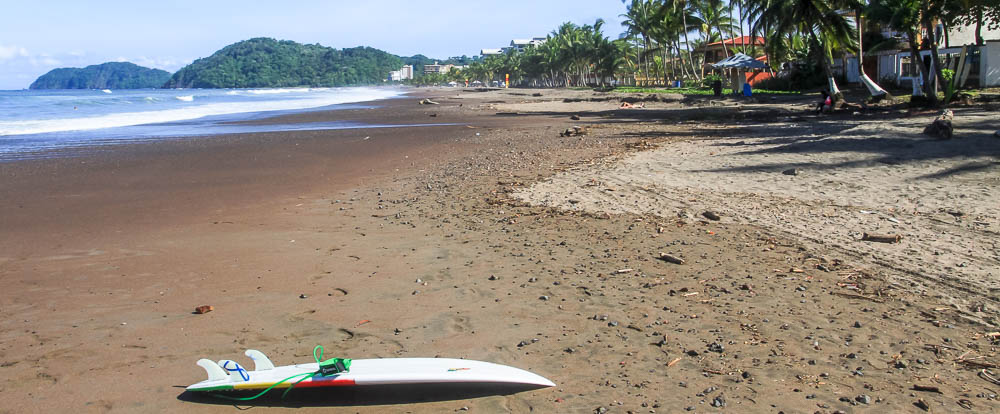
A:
[1,87,999,413]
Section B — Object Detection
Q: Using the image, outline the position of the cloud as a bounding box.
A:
[0,44,29,61]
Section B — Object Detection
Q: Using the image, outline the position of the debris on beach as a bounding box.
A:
[702,211,721,221]
[194,305,213,314]
[657,253,685,264]
[861,233,902,243]
[560,126,588,137]
[923,109,954,139]
[418,98,439,105]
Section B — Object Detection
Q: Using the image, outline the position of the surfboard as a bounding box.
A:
[187,349,555,393]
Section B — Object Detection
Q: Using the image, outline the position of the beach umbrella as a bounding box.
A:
[711,53,767,69]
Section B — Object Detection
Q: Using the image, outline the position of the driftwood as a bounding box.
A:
[862,233,902,243]
[922,109,953,139]
[702,211,721,221]
[912,384,942,393]
[657,253,685,265]
[418,98,439,105]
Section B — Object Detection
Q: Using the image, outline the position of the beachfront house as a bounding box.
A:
[844,22,1000,89]
[480,37,546,58]
[424,62,466,75]
[481,48,503,57]
[696,36,766,67]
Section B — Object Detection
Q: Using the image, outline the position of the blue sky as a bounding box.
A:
[0,0,626,89]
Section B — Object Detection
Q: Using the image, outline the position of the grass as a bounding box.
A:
[613,86,802,95]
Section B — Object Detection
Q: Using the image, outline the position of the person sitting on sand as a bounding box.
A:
[815,90,832,114]
[620,102,644,109]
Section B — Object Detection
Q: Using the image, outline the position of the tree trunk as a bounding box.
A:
[907,33,930,101]
[681,13,700,80]
[717,23,730,58]
[924,16,945,105]
[976,7,984,45]
[856,13,888,97]
[816,35,843,103]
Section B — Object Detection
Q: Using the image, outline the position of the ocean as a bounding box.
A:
[0,87,405,160]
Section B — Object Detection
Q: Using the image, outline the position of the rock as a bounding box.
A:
[194,305,213,314]
[711,395,726,407]
[895,360,907,369]
[488,275,499,281]
[570,114,581,120]
[995,130,999,138]
[856,394,872,404]
[539,295,549,301]
[708,342,725,353]
[853,321,862,328]
[299,294,308,299]
[922,109,954,139]
[915,399,930,411]
[702,211,721,221]
[782,168,799,176]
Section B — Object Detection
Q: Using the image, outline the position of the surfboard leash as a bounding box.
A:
[211,345,350,401]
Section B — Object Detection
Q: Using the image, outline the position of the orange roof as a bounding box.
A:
[705,36,765,47]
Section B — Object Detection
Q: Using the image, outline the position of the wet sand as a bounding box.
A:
[1,88,999,413]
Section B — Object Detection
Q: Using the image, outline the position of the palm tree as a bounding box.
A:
[866,0,933,103]
[621,0,658,84]
[746,0,857,102]
[852,5,889,98]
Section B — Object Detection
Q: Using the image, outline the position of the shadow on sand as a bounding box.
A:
[177,382,547,408]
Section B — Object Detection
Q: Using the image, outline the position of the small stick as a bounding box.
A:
[657,253,685,264]
[912,384,942,393]
[862,233,902,243]
[831,292,885,303]
[667,357,682,367]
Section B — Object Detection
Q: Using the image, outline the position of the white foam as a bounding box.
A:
[101,89,112,94]
[175,95,194,102]
[0,87,401,136]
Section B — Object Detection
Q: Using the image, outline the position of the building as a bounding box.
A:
[846,23,1000,88]
[481,48,503,56]
[696,36,766,66]
[388,65,413,82]
[424,62,457,75]
[506,37,547,53]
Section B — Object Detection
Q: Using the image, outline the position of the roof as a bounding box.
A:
[704,36,765,48]
[481,48,503,55]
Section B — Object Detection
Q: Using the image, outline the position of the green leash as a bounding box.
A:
[212,345,351,401]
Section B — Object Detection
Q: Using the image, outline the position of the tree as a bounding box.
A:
[866,0,934,104]
[746,0,858,102]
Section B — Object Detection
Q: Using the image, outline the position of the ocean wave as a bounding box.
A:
[0,87,401,136]
[175,95,194,102]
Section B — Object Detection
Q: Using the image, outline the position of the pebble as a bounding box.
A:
[708,342,724,353]
[539,295,549,301]
[711,395,726,407]
[853,321,862,328]
[299,294,308,299]
[856,394,872,404]
[488,275,498,280]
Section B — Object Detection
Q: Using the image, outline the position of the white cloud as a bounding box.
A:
[0,44,29,61]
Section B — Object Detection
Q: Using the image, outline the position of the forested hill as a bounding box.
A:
[164,38,403,88]
[29,62,171,89]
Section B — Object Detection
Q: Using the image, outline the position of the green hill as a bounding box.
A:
[29,62,171,89]
[164,38,403,88]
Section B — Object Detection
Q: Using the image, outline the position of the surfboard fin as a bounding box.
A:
[196,358,228,382]
[245,349,275,371]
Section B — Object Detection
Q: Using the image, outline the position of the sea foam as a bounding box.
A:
[0,87,400,136]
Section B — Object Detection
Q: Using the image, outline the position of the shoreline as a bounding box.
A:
[1,87,998,413]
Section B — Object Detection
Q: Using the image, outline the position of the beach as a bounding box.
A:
[1,88,999,413]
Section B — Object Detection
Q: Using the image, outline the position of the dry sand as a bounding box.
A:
[1,87,999,413]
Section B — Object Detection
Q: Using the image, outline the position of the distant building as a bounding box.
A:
[389,65,413,81]
[481,48,503,56]
[506,37,547,53]
[424,62,462,75]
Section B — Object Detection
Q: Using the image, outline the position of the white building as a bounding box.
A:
[481,48,503,56]
[389,65,413,82]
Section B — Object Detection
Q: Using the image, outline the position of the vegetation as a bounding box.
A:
[411,0,997,108]
[164,38,403,88]
[29,62,171,89]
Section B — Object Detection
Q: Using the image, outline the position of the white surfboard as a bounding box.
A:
[187,349,555,393]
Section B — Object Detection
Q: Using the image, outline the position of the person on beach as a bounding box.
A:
[815,90,832,114]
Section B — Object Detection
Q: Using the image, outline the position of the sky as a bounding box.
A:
[0,0,627,90]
